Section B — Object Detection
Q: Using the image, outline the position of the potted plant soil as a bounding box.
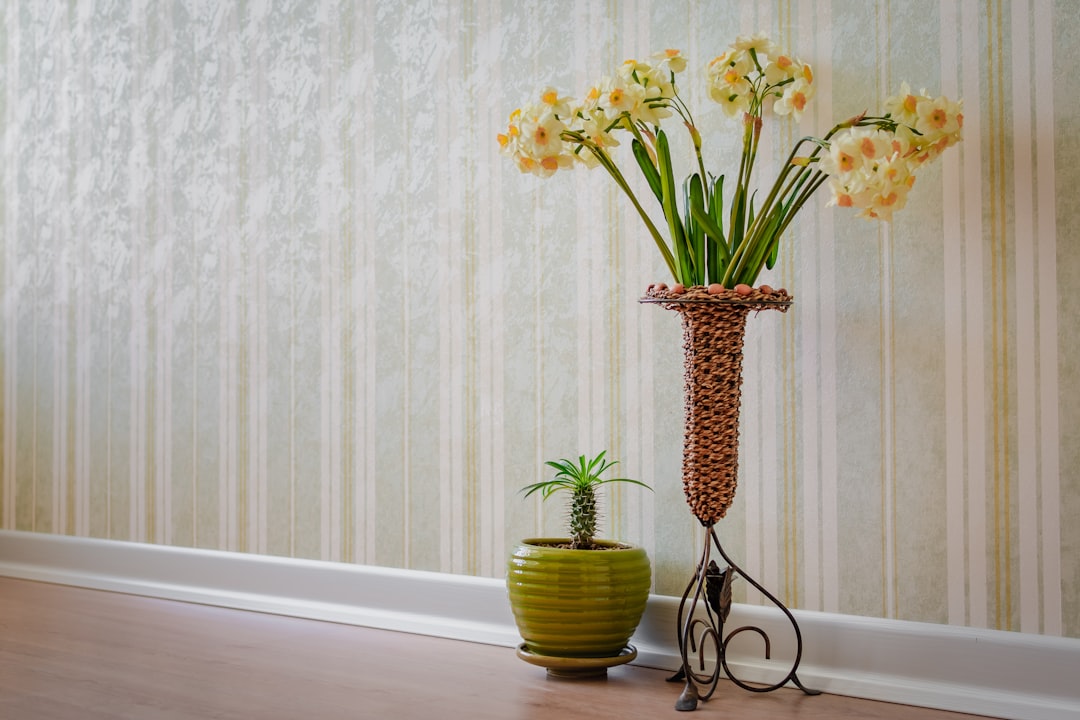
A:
[507,452,652,678]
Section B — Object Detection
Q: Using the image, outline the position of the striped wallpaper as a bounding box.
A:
[1,0,1076,639]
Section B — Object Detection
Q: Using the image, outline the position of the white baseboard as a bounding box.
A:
[2,529,1077,720]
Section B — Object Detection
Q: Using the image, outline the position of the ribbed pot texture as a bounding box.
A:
[506,539,651,658]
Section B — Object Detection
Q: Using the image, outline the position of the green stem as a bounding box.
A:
[774,170,829,238]
[739,170,830,283]
[739,136,820,244]
[578,139,679,280]
[722,115,762,286]
[723,135,829,287]
[670,94,710,202]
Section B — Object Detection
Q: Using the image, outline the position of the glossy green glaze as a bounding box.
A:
[506,538,651,658]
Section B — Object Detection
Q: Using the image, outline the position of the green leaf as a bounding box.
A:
[764,192,797,271]
[729,183,746,250]
[707,175,726,283]
[709,176,726,234]
[690,201,726,251]
[595,477,653,491]
[766,225,782,269]
[632,139,663,206]
[738,209,784,285]
[657,130,690,283]
[686,173,706,285]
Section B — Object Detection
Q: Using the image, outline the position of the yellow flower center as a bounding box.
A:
[777,55,793,70]
[860,137,878,158]
[542,90,558,105]
[903,95,918,114]
[838,152,855,173]
[802,64,813,83]
[534,125,549,145]
[929,109,948,128]
[609,88,624,105]
[540,156,559,171]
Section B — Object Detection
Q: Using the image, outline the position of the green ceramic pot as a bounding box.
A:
[507,538,651,659]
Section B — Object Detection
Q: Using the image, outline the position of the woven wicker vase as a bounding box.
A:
[646,286,791,526]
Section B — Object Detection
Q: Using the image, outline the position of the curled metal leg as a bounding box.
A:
[669,526,820,710]
[666,529,723,710]
[711,530,820,695]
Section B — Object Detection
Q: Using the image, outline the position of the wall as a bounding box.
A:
[1,0,1076,639]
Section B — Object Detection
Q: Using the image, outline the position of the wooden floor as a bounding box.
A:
[0,576,992,720]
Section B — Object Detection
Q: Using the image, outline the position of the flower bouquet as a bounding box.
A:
[500,37,964,704]
[497,34,963,290]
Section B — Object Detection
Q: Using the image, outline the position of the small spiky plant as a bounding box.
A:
[521,451,652,550]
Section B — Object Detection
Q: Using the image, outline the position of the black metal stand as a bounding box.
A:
[667,527,820,711]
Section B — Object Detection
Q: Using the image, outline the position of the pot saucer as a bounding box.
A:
[515,644,637,679]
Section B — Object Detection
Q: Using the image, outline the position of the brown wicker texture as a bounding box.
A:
[642,285,791,526]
